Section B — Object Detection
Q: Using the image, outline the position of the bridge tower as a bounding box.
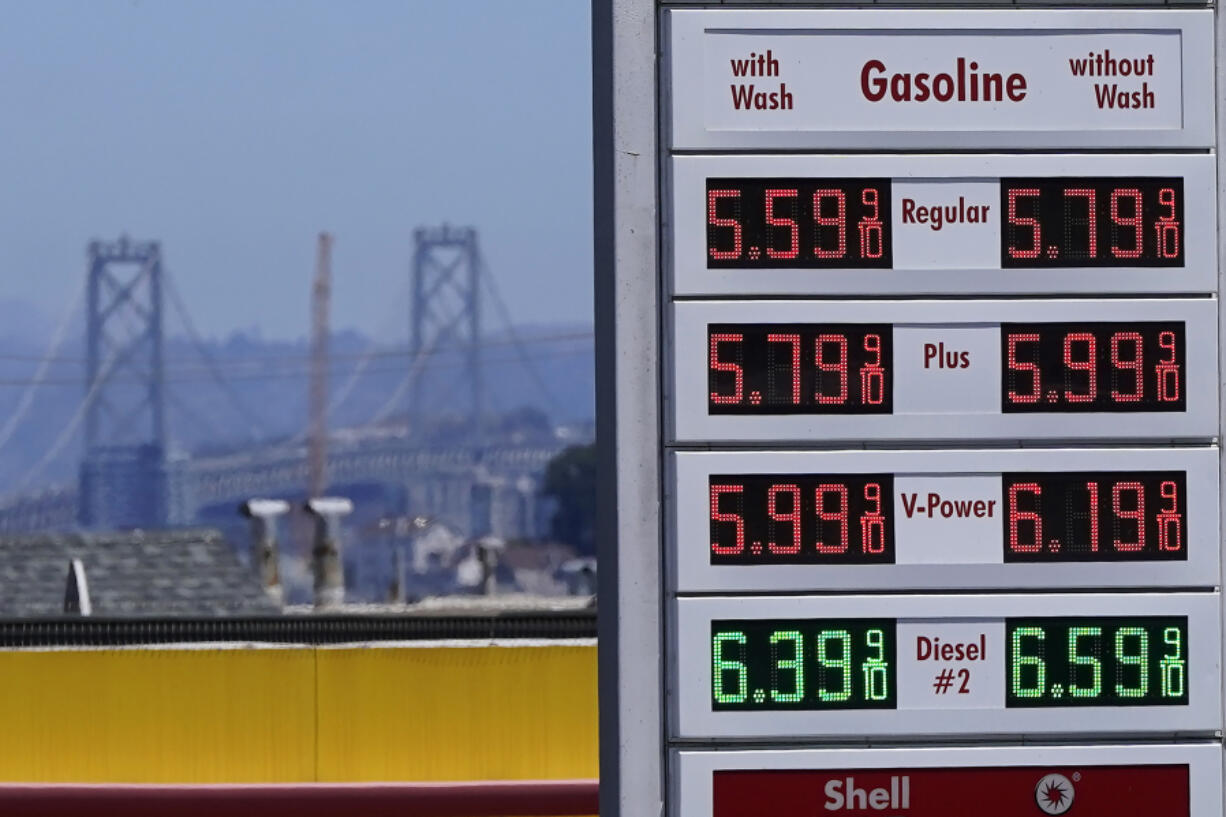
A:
[78,236,185,528]
[409,225,484,436]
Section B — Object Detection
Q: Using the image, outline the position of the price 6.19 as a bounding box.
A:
[1003,473,1187,562]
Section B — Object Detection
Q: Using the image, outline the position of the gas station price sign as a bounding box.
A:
[676,448,1221,588]
[710,615,1186,711]
[712,472,1189,565]
[674,154,1216,295]
[673,594,1220,739]
[672,299,1216,442]
[708,320,1186,415]
[674,449,1220,592]
[707,176,1182,267]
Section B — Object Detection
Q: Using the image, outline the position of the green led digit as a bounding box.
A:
[1068,626,1102,698]
[1160,626,1186,698]
[815,629,852,702]
[1114,627,1149,698]
[862,627,889,701]
[1011,626,1046,698]
[769,630,804,703]
[712,630,748,704]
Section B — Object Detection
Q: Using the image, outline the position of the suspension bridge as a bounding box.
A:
[0,228,593,538]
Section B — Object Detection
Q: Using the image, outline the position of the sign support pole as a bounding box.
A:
[594,1,663,816]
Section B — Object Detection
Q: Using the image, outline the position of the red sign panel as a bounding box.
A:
[713,765,1188,816]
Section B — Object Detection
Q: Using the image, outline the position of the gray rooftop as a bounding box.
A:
[0,528,280,617]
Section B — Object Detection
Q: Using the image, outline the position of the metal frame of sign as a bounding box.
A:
[666,8,1215,150]
[600,2,1226,817]
[671,154,1217,295]
[671,447,1220,592]
[672,593,1221,739]
[671,298,1218,443]
[672,744,1224,817]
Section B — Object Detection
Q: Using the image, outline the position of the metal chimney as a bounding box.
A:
[304,497,353,609]
[240,498,290,606]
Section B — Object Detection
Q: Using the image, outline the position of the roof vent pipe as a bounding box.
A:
[240,498,290,606]
[304,497,353,609]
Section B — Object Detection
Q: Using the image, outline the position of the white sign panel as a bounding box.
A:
[671,299,1217,443]
[671,448,1220,592]
[671,593,1221,739]
[672,154,1217,295]
[674,745,1224,817]
[667,9,1214,149]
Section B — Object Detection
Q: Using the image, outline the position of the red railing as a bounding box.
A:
[0,779,598,816]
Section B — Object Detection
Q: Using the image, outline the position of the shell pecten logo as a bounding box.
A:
[1033,773,1075,815]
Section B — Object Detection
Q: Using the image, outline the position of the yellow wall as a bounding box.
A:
[0,643,597,784]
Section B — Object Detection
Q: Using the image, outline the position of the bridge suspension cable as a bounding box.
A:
[12,339,123,493]
[321,256,412,420]
[0,274,86,455]
[365,319,451,427]
[477,253,567,420]
[163,268,271,441]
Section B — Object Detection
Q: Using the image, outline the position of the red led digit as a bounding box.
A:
[1156,330,1181,403]
[863,332,882,367]
[1084,481,1100,553]
[1112,482,1146,552]
[815,334,848,405]
[1006,332,1041,404]
[767,333,802,405]
[1157,480,1183,552]
[709,333,744,405]
[814,483,849,554]
[1006,187,1041,259]
[1007,482,1043,553]
[1158,187,1178,221]
[1062,332,1097,403]
[709,483,745,556]
[859,333,885,406]
[1109,188,1144,259]
[860,482,886,554]
[1109,332,1144,403]
[707,189,743,261]
[1064,187,1097,258]
[764,188,800,260]
[813,189,847,259]
[858,187,884,260]
[1155,187,1181,259]
[767,483,802,554]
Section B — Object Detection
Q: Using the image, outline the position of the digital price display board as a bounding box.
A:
[672,448,1219,592]
[675,745,1225,817]
[671,299,1217,442]
[672,594,1220,739]
[712,616,1185,712]
[673,154,1216,295]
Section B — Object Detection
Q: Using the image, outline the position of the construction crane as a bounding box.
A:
[308,232,333,499]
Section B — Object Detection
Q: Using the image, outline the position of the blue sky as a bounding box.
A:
[0,0,593,341]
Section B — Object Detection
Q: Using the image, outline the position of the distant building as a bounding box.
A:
[0,528,279,617]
